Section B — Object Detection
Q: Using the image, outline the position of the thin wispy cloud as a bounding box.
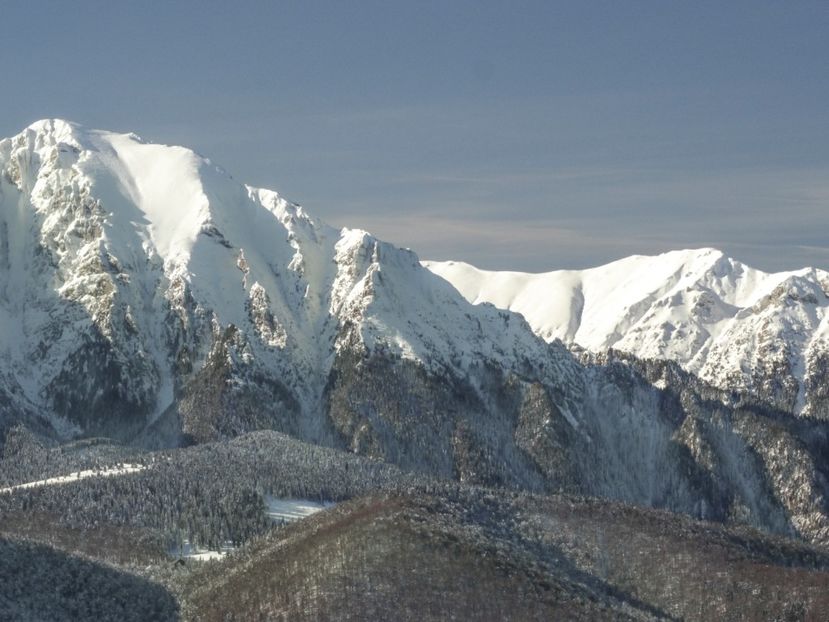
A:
[331,163,829,272]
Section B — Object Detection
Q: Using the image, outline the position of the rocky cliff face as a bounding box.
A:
[1,120,827,548]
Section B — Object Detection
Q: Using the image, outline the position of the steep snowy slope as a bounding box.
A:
[426,251,829,418]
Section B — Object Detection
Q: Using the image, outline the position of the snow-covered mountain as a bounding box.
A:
[2,120,828,547]
[426,251,829,418]
[0,119,584,454]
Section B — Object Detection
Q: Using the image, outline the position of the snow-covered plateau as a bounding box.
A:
[1,119,828,549]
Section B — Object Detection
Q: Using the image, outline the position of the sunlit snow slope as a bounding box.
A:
[425,251,829,417]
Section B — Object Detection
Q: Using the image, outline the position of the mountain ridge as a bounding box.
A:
[425,249,829,418]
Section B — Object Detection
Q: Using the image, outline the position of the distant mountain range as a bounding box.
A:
[426,249,829,419]
[1,119,828,549]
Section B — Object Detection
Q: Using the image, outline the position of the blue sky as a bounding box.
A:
[3,1,828,271]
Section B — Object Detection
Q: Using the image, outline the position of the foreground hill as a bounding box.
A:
[183,492,829,621]
[3,437,828,622]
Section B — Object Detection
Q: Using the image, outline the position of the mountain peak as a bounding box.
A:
[24,119,144,144]
[26,118,81,136]
[5,121,229,267]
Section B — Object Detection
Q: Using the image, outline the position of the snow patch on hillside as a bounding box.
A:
[0,463,147,494]
[172,498,334,561]
[264,496,332,522]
